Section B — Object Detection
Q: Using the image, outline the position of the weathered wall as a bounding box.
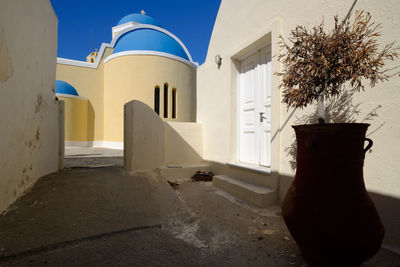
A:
[105,55,196,143]
[198,0,400,251]
[0,0,59,214]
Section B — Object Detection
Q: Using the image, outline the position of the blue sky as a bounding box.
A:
[50,0,221,65]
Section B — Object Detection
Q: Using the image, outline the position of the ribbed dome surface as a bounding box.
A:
[112,28,189,60]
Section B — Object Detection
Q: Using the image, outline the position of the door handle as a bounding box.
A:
[259,112,267,122]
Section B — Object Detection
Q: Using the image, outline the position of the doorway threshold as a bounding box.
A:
[226,162,271,175]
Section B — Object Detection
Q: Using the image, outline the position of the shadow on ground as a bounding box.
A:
[0,165,398,266]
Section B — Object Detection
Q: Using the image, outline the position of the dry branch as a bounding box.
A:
[276,11,400,111]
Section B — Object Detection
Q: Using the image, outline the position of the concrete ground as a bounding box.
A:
[0,151,399,266]
[64,147,123,168]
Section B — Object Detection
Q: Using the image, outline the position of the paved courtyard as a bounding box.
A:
[0,150,398,266]
[64,147,124,168]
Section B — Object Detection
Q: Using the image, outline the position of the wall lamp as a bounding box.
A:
[215,55,222,68]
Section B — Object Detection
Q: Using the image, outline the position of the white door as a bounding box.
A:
[238,45,271,167]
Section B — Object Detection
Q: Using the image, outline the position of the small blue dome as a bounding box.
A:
[113,28,189,60]
[56,80,79,96]
[118,13,161,27]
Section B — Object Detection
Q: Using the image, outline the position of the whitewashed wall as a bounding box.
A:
[0,0,59,214]
[197,0,400,252]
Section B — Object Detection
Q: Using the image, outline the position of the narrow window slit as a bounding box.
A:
[164,83,168,118]
[154,86,160,115]
[172,88,177,119]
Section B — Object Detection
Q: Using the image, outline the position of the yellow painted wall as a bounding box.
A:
[58,96,90,141]
[56,47,114,142]
[0,0,59,214]
[57,50,196,144]
[104,55,196,142]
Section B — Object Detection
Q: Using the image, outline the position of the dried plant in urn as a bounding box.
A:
[277,10,399,123]
[278,11,399,266]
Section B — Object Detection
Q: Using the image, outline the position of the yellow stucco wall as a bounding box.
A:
[57,49,196,144]
[0,0,59,214]
[56,47,114,142]
[58,96,90,141]
[104,55,196,142]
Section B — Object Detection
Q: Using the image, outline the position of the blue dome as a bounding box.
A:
[117,13,161,27]
[113,28,189,60]
[56,80,79,96]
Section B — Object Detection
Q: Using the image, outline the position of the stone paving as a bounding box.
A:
[0,149,398,266]
[64,147,123,168]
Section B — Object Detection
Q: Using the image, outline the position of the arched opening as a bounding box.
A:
[154,86,160,115]
[163,83,168,118]
[172,88,177,119]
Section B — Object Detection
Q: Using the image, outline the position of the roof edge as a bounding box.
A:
[57,24,195,69]
[104,50,198,68]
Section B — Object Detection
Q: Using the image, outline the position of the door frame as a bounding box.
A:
[228,17,281,173]
[236,44,271,167]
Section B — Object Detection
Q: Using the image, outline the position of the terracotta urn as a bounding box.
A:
[281,123,384,266]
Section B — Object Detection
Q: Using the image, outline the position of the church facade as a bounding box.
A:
[56,12,197,149]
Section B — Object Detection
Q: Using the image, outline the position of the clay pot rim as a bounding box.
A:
[292,123,370,131]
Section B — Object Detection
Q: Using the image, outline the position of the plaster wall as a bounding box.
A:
[0,0,59,214]
[124,101,204,171]
[58,101,65,169]
[104,55,196,143]
[58,96,90,142]
[198,0,400,251]
[124,100,165,171]
[55,47,113,142]
[165,122,204,165]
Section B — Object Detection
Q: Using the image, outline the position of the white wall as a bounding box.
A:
[198,0,400,251]
[0,0,59,214]
[124,101,204,171]
[124,100,165,171]
[165,121,204,165]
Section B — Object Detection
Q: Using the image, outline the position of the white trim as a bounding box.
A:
[111,24,193,62]
[104,50,197,68]
[57,57,98,69]
[97,141,124,150]
[236,67,240,163]
[227,162,271,175]
[230,17,282,174]
[236,43,272,62]
[112,22,142,37]
[57,24,197,69]
[56,93,88,100]
[65,141,123,150]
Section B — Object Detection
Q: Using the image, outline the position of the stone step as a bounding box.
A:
[64,156,123,168]
[213,174,277,208]
[158,163,211,181]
